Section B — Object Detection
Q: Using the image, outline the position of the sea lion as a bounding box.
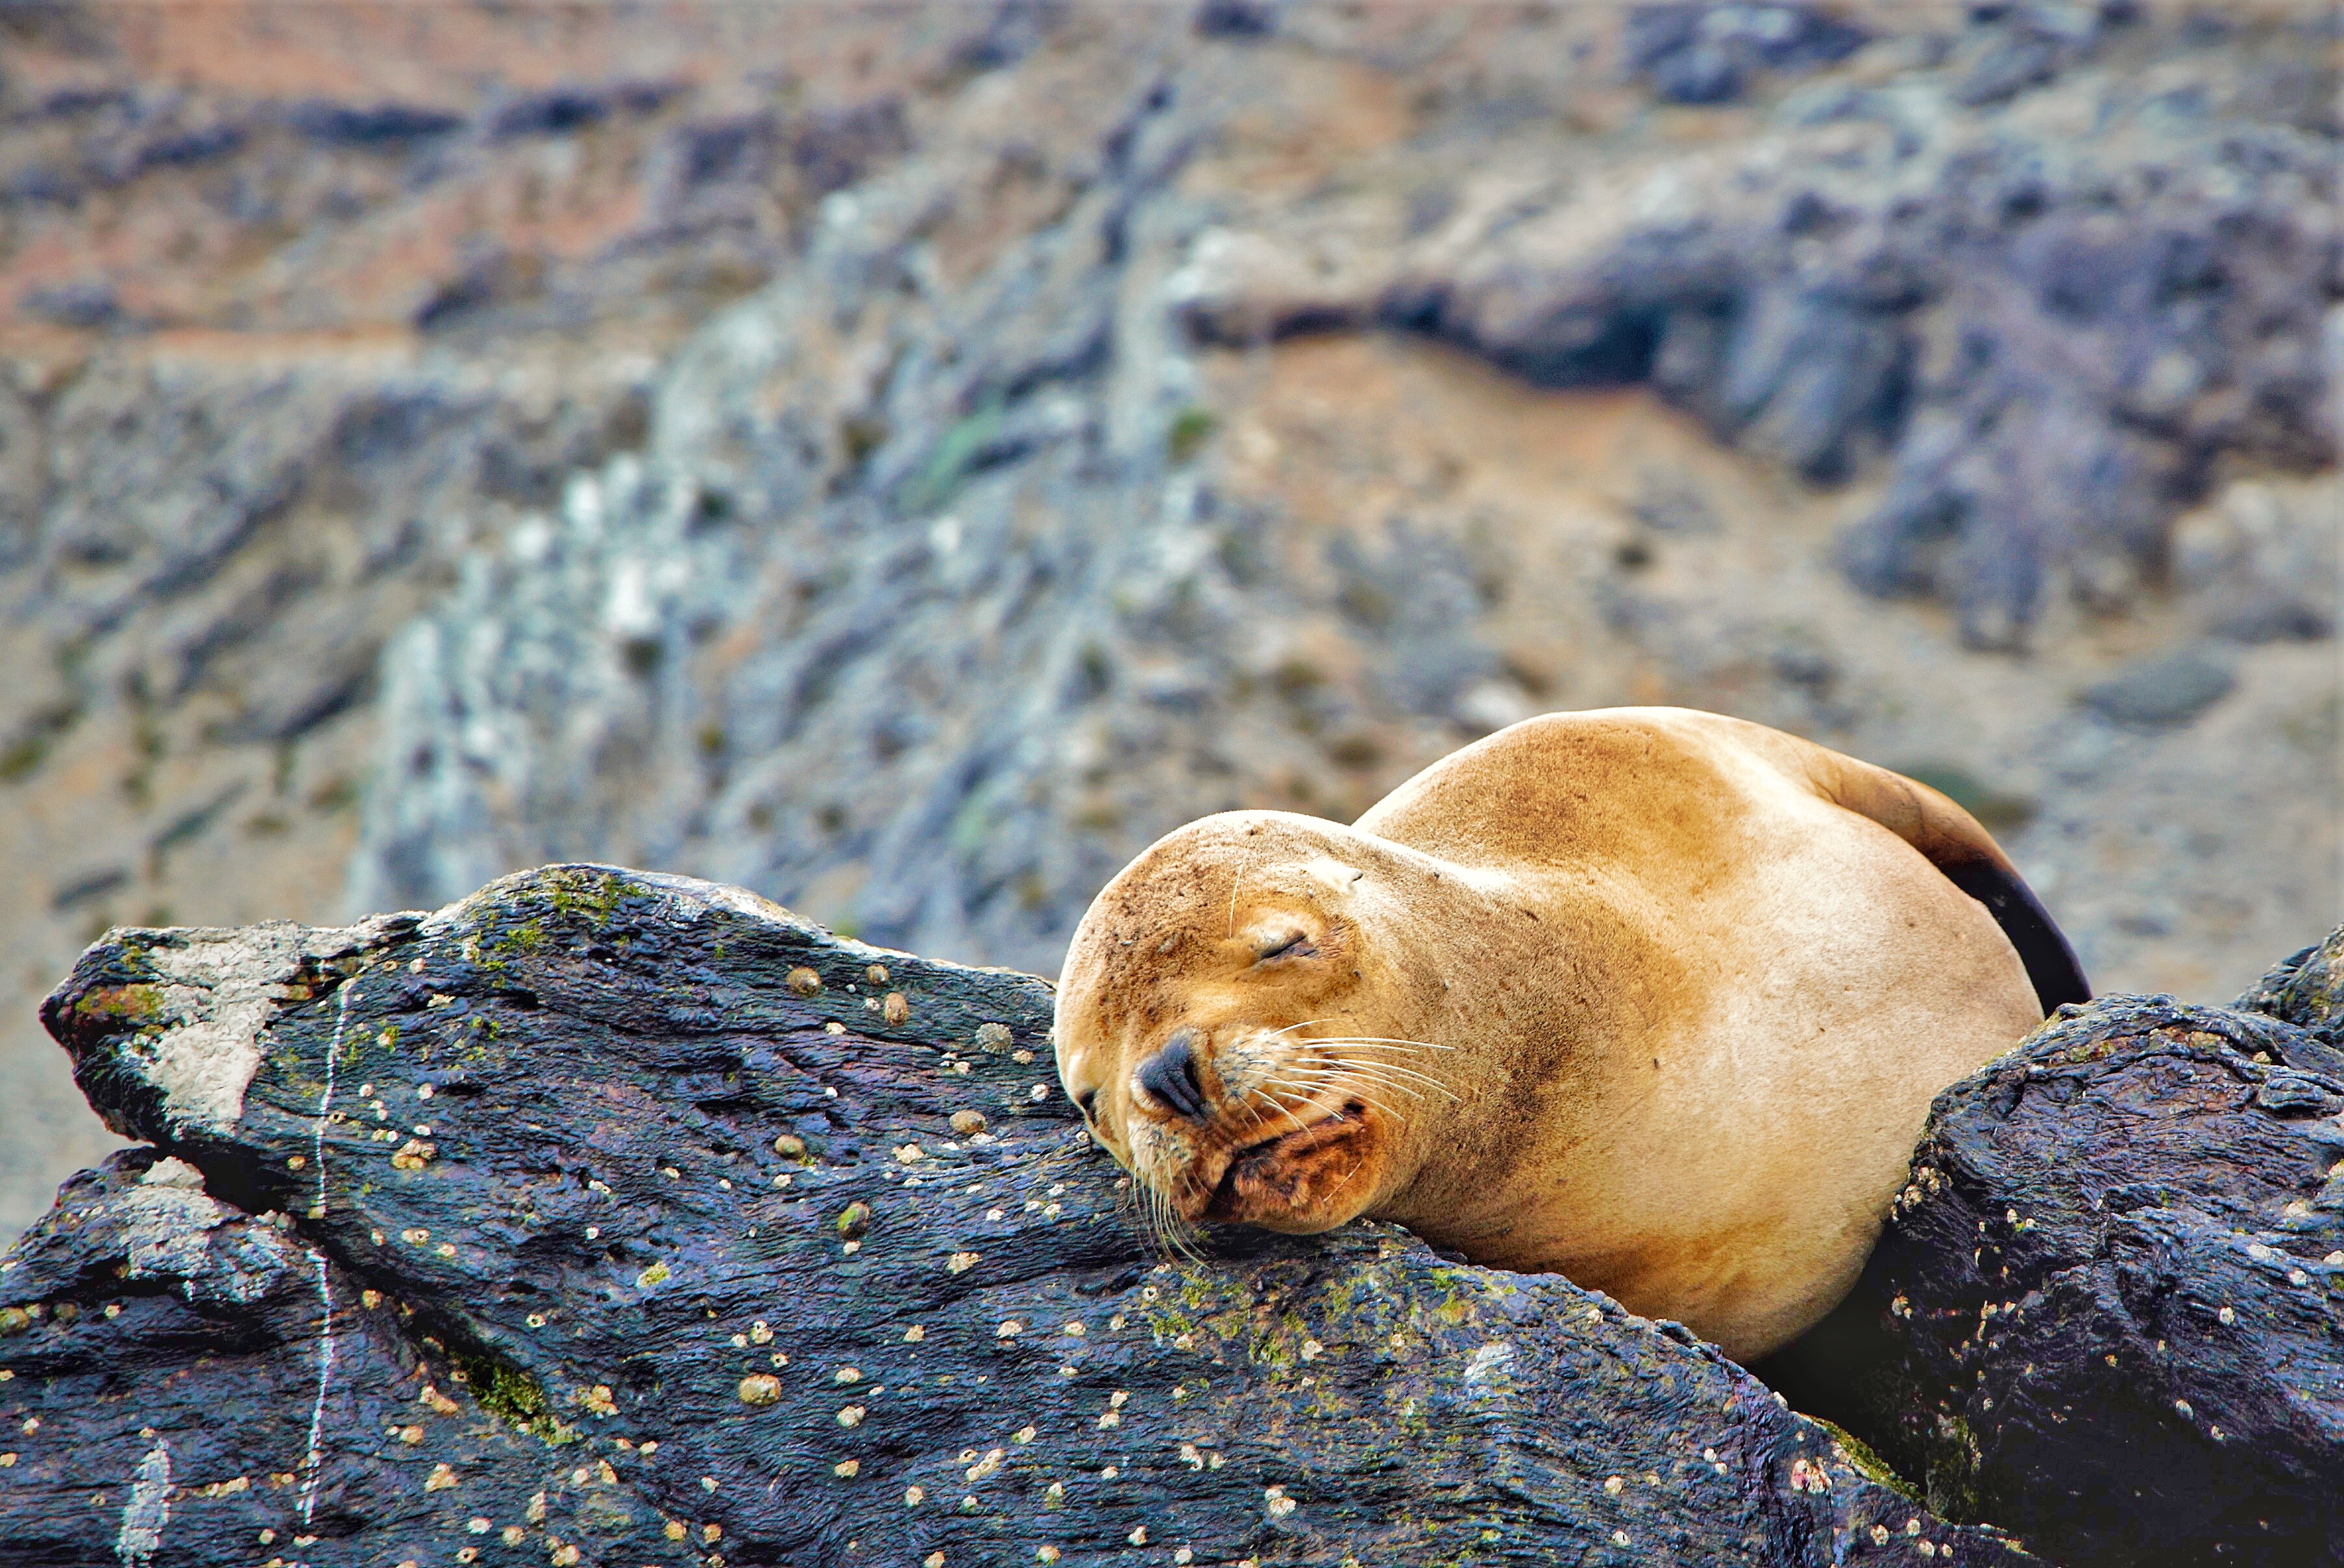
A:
[1053,707,2087,1361]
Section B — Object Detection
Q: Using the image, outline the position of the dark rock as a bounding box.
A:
[3,864,2019,1565]
[1194,0,1278,40]
[217,628,381,744]
[488,84,669,140]
[127,120,245,174]
[19,278,119,330]
[413,251,530,332]
[788,99,910,201]
[45,866,128,913]
[952,0,1069,71]
[1809,989,2344,1568]
[1624,5,1870,104]
[2238,927,2344,1050]
[2206,593,2334,645]
[1949,30,2064,107]
[283,100,467,147]
[2077,647,2236,729]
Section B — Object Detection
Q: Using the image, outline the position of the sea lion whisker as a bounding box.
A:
[1271,1059,1408,1097]
[1322,1079,1432,1115]
[1125,1181,1163,1257]
[1252,1071,1368,1118]
[1302,1035,1451,1049]
[1288,1050,1456,1096]
[1130,1175,1159,1242]
[1164,1218,1207,1264]
[1123,1161,1195,1263]
[1312,1040,1453,1064]
[1317,1056,1456,1095]
[1299,1036,1456,1053]
[1342,1074,1456,1108]
[1242,1082,1326,1140]
[1225,827,1260,937]
[1147,1181,1205,1262]
[1259,1071,1404,1122]
[1324,1153,1371,1203]
[1299,1060,1456,1108]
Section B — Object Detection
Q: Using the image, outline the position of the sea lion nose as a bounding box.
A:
[1134,1029,1210,1121]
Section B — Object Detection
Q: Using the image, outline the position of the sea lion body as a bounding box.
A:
[1054,707,2086,1361]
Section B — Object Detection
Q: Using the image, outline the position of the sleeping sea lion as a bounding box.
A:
[1052,707,2087,1360]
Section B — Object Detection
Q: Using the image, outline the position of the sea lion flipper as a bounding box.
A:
[1922,850,2093,1014]
[1786,745,2092,1014]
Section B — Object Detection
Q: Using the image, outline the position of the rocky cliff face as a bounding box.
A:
[2,2,2338,1236]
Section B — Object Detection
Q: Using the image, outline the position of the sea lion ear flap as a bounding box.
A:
[1304,857,1366,892]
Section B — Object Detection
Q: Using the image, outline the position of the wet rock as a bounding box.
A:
[2238,927,2344,1049]
[3,864,2017,1565]
[1810,984,2344,1568]
[2077,647,2236,730]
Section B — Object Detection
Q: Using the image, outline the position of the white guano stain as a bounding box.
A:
[298,974,361,1529]
[308,975,358,1217]
[128,916,407,1135]
[122,1158,225,1285]
[298,1249,336,1530]
[1463,1341,1515,1388]
[136,926,311,1134]
[115,1439,170,1563]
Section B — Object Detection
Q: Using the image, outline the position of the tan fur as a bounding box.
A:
[1054,707,2044,1361]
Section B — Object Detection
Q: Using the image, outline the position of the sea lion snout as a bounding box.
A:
[1131,1029,1210,1120]
[1122,1020,1404,1231]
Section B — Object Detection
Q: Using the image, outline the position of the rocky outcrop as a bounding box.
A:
[1792,941,2344,1567]
[3,865,2013,1565]
[2239,925,2344,1047]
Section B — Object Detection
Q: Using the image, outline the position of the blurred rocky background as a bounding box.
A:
[0,0,2336,1239]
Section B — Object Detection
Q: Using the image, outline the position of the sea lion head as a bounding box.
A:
[1053,811,1456,1238]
